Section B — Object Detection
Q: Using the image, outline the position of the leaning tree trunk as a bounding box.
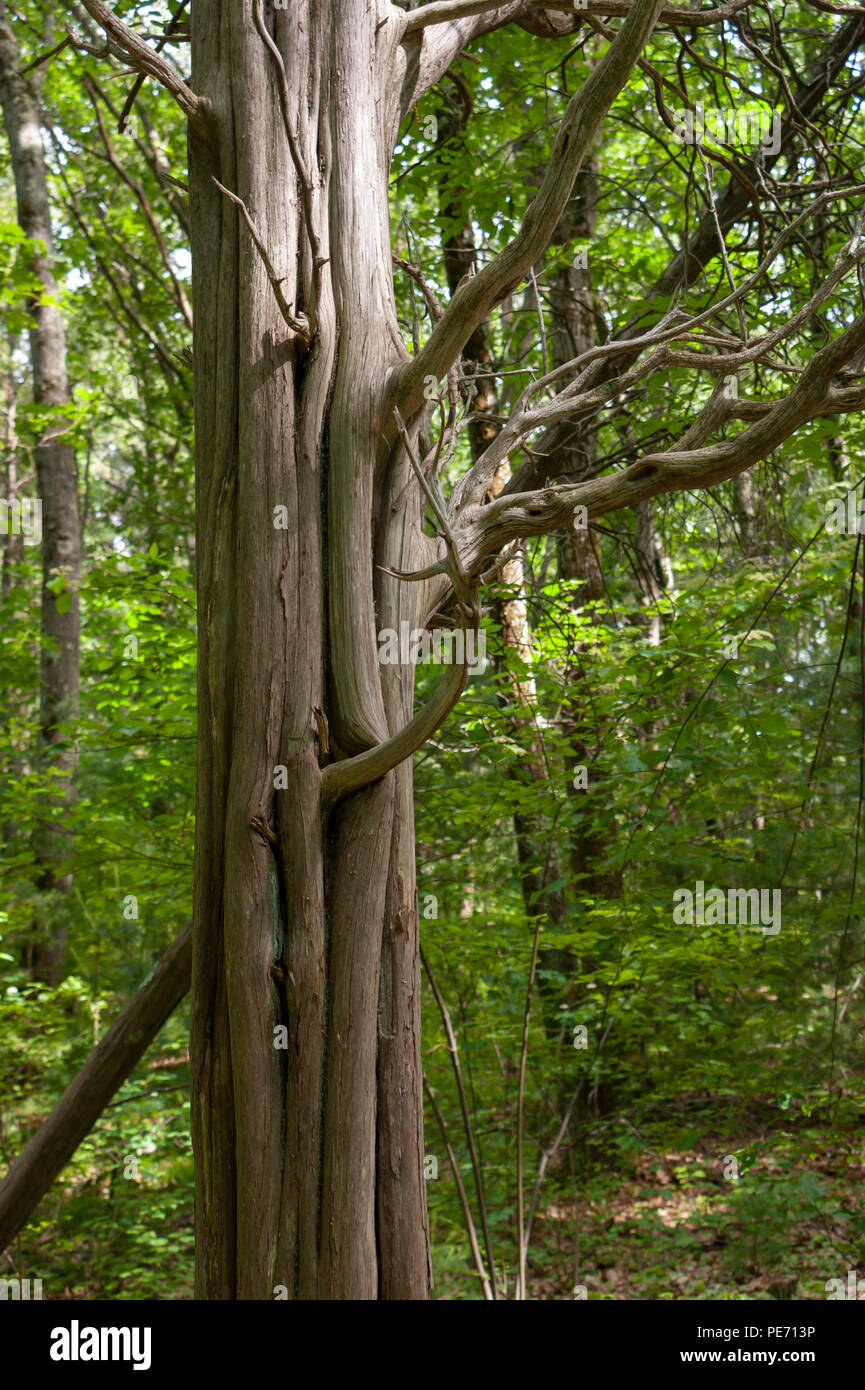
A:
[0,924,192,1252]
[189,0,429,1300]
[0,3,81,985]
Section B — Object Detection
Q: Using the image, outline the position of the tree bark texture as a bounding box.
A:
[188,0,431,1299]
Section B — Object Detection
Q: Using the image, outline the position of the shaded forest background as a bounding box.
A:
[1,0,864,1300]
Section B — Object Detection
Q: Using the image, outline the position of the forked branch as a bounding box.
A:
[212,177,311,342]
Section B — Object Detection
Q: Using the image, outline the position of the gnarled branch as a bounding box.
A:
[438,311,865,588]
[321,649,471,807]
[74,0,207,136]
[390,0,666,423]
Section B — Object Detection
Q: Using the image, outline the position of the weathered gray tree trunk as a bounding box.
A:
[0,3,81,985]
[188,0,429,1299]
[179,0,690,1300]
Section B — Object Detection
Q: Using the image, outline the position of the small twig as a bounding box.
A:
[378,556,450,585]
[391,417,452,513]
[393,254,445,324]
[20,34,71,76]
[212,177,310,342]
[250,815,279,849]
[423,1073,494,1300]
[422,950,498,1298]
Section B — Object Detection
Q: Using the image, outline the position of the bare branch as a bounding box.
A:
[440,312,865,585]
[481,184,865,504]
[393,254,445,323]
[212,177,311,342]
[491,1,865,509]
[390,0,666,423]
[402,0,753,31]
[74,0,206,135]
[403,0,532,27]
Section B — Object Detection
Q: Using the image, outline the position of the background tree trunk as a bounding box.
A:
[0,3,81,986]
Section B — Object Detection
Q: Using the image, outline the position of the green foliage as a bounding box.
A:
[2,0,865,1302]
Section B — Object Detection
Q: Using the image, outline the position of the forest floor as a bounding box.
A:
[527,1119,864,1301]
[8,1107,862,1300]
